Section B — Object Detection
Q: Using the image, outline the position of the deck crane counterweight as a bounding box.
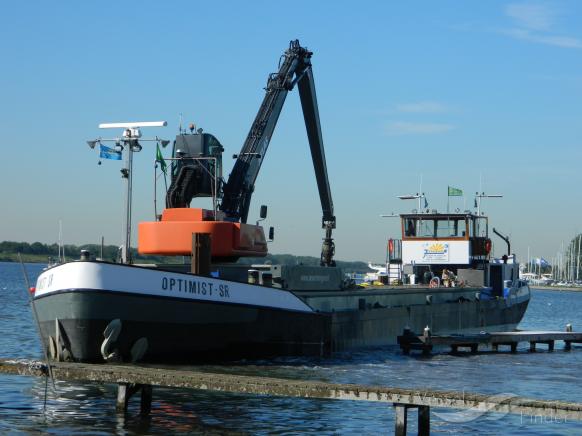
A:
[139,40,336,266]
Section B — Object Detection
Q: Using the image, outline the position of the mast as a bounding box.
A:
[577,234,581,281]
[475,192,502,217]
[88,121,168,264]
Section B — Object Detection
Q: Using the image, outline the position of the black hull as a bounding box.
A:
[331,298,530,350]
[34,288,530,363]
[32,261,531,363]
[35,290,331,363]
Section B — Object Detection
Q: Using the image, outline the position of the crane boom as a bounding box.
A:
[220,40,336,266]
[297,67,335,226]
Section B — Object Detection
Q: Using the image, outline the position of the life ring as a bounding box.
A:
[429,277,440,288]
[388,239,394,254]
[485,239,492,254]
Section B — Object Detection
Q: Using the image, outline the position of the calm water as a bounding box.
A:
[1,261,581,435]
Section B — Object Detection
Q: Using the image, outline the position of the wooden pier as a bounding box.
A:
[1,358,582,435]
[398,326,582,355]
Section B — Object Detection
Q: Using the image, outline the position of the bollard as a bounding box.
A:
[191,233,211,276]
[261,272,273,287]
[248,269,259,284]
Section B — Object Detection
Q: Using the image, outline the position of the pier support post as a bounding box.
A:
[116,383,153,415]
[548,341,554,352]
[530,342,536,352]
[394,404,408,436]
[140,385,152,415]
[393,404,430,436]
[418,405,430,436]
[511,343,517,353]
[117,383,131,411]
[565,325,573,351]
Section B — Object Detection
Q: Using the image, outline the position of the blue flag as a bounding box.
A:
[100,144,122,160]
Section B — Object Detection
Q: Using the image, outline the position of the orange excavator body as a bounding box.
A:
[138,208,268,258]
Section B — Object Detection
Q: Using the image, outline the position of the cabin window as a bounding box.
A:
[436,219,466,237]
[403,217,469,239]
[405,219,416,237]
[474,217,488,237]
[417,219,435,238]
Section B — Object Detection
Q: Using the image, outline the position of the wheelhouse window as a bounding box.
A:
[402,216,469,239]
[473,216,488,237]
[436,218,467,237]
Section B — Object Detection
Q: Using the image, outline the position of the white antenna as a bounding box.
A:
[90,121,168,264]
[58,219,65,263]
[397,193,426,212]
[475,192,503,216]
[99,121,167,129]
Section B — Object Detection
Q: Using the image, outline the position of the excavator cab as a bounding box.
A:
[166,129,224,207]
[138,128,268,261]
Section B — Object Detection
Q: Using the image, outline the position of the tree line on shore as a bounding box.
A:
[0,241,371,272]
[0,240,169,263]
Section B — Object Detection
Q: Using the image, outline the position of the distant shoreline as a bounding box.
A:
[532,285,582,293]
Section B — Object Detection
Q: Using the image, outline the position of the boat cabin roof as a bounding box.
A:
[400,212,484,220]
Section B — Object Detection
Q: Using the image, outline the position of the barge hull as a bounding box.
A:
[330,298,529,349]
[34,290,330,362]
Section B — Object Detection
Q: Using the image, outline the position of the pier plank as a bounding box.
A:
[398,330,582,356]
[1,359,581,422]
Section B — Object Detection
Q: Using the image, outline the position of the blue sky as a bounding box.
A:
[1,1,581,263]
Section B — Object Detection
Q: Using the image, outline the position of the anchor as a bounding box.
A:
[48,319,73,362]
[100,319,149,363]
[101,319,122,362]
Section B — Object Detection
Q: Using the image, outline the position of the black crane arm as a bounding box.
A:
[297,67,335,228]
[297,66,336,266]
[220,41,309,222]
[220,40,336,266]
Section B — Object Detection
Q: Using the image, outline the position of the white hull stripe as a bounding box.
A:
[34,262,314,313]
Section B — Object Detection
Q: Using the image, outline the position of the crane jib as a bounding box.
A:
[220,39,336,266]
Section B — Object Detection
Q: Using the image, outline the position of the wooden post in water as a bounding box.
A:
[140,385,153,415]
[191,233,212,276]
[394,404,408,436]
[418,406,430,436]
[566,324,573,350]
[394,404,430,436]
[116,383,153,414]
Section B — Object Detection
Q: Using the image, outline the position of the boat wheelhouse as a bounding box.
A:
[396,212,521,297]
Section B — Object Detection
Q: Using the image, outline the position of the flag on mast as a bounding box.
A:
[99,144,122,160]
[448,186,463,196]
[156,143,167,174]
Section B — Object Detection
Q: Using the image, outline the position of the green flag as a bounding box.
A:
[156,143,167,174]
[448,186,463,196]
